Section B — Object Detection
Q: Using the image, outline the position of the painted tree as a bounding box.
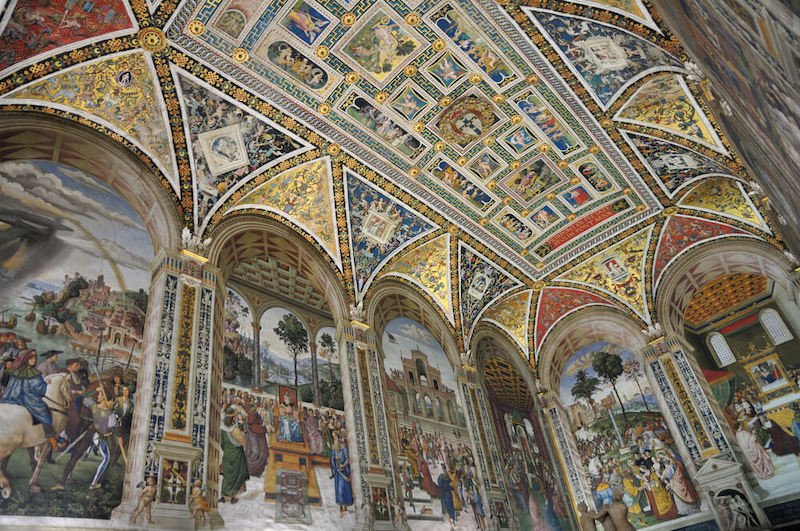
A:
[318,332,337,383]
[273,313,309,387]
[571,369,601,417]
[623,358,650,412]
[592,351,628,425]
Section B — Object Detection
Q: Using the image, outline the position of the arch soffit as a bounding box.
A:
[0,112,182,253]
[654,238,792,335]
[207,215,349,329]
[537,306,647,394]
[473,329,538,406]
[472,323,529,371]
[367,278,461,373]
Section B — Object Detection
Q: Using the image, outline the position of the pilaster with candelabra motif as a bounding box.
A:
[112,247,224,529]
[642,331,736,470]
[541,391,593,510]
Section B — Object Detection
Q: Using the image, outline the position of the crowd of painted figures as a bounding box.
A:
[726,378,800,481]
[0,334,134,493]
[504,448,570,529]
[575,417,700,526]
[397,424,487,529]
[218,387,353,513]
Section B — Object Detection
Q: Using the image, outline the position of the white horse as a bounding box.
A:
[0,372,71,498]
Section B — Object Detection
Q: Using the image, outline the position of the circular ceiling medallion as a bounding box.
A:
[138,27,166,53]
[432,39,446,51]
[403,64,418,77]
[326,143,341,155]
[187,20,205,36]
[231,48,249,63]
[469,73,482,84]
[405,13,420,25]
[318,102,331,115]
[341,13,356,26]
[315,46,329,59]
[409,167,420,177]
[345,71,359,84]
[375,91,389,103]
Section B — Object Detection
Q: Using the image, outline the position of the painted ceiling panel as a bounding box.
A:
[0,0,781,357]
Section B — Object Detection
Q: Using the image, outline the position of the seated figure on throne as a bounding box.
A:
[277,387,303,443]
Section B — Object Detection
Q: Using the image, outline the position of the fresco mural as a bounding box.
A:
[258,40,331,92]
[0,0,134,71]
[496,409,571,530]
[432,4,516,86]
[339,9,422,85]
[517,93,579,154]
[528,11,680,107]
[217,309,349,527]
[428,52,468,90]
[223,288,256,388]
[625,132,729,196]
[692,305,800,501]
[177,73,306,221]
[280,1,332,46]
[560,342,701,527]
[429,160,494,211]
[0,160,151,518]
[342,95,424,159]
[382,317,478,530]
[258,308,342,410]
[499,158,562,207]
[216,384,352,527]
[345,170,434,298]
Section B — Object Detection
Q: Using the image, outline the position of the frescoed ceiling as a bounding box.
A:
[0,0,789,359]
[683,273,770,328]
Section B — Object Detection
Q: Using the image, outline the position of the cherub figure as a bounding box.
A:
[190,479,211,526]
[130,476,157,524]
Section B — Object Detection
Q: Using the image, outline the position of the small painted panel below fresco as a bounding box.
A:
[560,342,701,527]
[382,317,480,530]
[0,160,150,518]
[692,304,800,502]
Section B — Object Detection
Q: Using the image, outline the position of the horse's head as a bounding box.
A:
[44,372,71,411]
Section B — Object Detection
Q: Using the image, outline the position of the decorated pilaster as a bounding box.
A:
[250,320,261,388]
[640,327,771,529]
[641,328,736,468]
[112,233,223,529]
[541,390,593,510]
[340,304,397,529]
[463,362,514,531]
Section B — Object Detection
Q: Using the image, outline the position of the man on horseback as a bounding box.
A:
[0,349,58,450]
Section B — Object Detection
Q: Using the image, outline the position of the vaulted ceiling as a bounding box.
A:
[0,0,787,361]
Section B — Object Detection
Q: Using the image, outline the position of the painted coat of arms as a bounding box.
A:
[435,95,499,150]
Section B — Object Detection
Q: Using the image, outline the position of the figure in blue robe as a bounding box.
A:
[0,350,52,426]
[330,431,353,515]
[438,467,456,522]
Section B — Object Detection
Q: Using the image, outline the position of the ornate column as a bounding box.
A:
[251,320,261,389]
[463,365,516,531]
[541,390,593,510]
[641,330,771,528]
[112,245,223,528]
[309,339,320,406]
[339,305,397,529]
